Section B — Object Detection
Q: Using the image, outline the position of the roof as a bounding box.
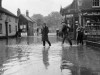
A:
[60,0,97,15]
[79,0,92,10]
[21,14,35,23]
[78,0,100,11]
[0,7,18,18]
[60,0,78,15]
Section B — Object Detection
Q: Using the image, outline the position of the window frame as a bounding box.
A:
[15,26,17,32]
[0,13,2,20]
[0,24,2,34]
[93,0,100,7]
[9,25,11,33]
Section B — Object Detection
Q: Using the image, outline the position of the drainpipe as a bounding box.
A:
[27,22,29,36]
[5,21,8,39]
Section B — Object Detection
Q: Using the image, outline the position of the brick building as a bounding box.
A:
[17,9,35,36]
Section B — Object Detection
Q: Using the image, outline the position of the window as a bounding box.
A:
[15,26,17,32]
[15,18,17,23]
[9,25,11,33]
[93,0,100,7]
[0,24,2,34]
[0,13,2,20]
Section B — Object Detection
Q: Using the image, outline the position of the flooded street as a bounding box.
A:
[0,34,100,75]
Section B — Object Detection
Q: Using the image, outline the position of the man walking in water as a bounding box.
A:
[41,23,51,47]
[62,23,72,45]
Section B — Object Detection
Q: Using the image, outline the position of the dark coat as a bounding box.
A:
[41,26,49,41]
[77,28,84,40]
[62,25,69,35]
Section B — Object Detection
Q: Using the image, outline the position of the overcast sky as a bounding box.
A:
[2,0,73,16]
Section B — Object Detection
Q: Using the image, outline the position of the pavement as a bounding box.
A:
[0,34,100,75]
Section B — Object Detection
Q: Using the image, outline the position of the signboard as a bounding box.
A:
[66,14,73,18]
[83,12,100,16]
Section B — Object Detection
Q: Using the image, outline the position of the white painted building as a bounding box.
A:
[0,1,18,38]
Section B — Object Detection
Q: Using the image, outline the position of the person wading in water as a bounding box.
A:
[61,23,72,46]
[41,23,51,47]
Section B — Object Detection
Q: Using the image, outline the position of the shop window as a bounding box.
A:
[9,25,11,33]
[0,24,2,34]
[93,0,100,7]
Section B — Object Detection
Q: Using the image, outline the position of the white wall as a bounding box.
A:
[0,13,6,36]
[0,13,18,37]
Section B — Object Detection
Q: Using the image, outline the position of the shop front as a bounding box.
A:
[82,9,100,47]
[64,13,79,40]
[60,0,79,40]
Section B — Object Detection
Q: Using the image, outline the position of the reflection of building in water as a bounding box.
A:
[27,36,34,45]
[61,45,100,75]
[42,47,50,69]
[0,45,10,74]
[61,46,78,75]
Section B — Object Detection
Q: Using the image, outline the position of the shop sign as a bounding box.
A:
[83,12,100,16]
[66,14,73,18]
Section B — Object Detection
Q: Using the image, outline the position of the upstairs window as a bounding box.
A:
[93,0,100,7]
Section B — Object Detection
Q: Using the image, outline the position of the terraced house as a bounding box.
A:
[0,0,18,38]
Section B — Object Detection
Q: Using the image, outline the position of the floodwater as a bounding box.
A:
[0,35,100,75]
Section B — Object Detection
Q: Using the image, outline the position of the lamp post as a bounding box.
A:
[5,16,9,45]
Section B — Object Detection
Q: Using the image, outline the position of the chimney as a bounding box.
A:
[26,10,29,17]
[0,0,2,7]
[17,8,21,17]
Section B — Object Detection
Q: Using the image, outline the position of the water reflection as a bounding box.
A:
[6,39,8,45]
[42,47,50,69]
[61,45,71,61]
[0,36,99,75]
[17,47,23,62]
[61,46,74,75]
[76,45,99,75]
[16,37,21,44]
[80,67,98,75]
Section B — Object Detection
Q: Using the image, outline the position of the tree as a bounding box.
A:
[44,11,63,28]
[31,14,44,27]
[31,11,63,32]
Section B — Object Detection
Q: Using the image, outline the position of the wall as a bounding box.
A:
[80,0,93,10]
[0,13,18,37]
[28,22,34,36]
